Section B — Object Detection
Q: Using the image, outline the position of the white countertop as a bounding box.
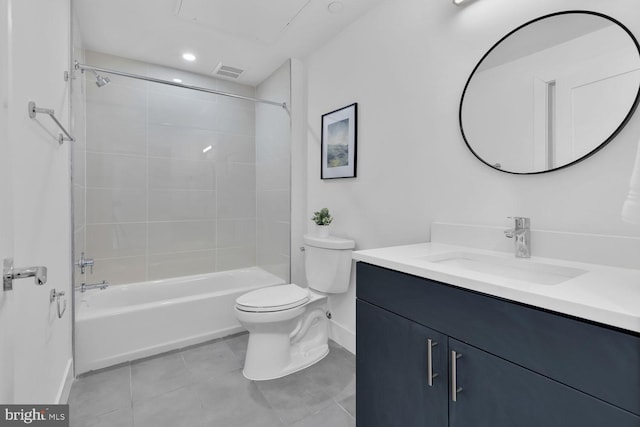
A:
[353,243,640,334]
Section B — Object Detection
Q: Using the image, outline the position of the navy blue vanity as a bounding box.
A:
[356,262,640,427]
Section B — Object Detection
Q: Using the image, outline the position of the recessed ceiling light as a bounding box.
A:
[173,78,183,83]
[328,1,343,13]
[182,53,196,62]
[453,0,471,5]
[202,145,212,153]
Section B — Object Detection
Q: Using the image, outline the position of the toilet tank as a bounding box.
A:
[303,234,355,294]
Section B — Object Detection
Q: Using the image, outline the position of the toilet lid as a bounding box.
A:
[236,284,310,312]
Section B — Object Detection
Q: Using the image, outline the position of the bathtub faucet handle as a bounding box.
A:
[76,252,94,274]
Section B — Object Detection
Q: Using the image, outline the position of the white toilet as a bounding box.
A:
[234,234,355,381]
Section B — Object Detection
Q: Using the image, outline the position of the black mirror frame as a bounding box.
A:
[459,10,640,175]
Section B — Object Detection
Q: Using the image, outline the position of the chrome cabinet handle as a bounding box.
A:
[451,350,463,402]
[427,339,439,386]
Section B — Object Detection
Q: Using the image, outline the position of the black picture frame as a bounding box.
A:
[321,103,357,179]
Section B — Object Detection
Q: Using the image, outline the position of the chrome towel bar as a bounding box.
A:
[28,101,75,144]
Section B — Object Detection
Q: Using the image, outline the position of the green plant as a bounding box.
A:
[312,208,333,226]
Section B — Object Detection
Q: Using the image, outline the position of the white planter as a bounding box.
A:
[316,225,330,238]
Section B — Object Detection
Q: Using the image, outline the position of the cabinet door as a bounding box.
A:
[448,339,640,427]
[356,300,447,427]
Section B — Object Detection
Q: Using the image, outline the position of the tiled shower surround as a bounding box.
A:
[74,51,289,285]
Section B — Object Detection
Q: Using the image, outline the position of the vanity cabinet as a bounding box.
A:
[356,262,640,427]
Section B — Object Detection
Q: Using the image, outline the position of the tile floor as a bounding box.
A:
[68,333,355,427]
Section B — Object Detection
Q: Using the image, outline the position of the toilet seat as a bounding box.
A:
[236,284,310,313]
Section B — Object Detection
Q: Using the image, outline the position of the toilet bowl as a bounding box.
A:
[234,234,355,381]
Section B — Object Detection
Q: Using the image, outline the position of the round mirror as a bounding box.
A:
[460,11,640,174]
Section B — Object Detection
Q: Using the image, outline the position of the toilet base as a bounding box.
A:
[238,296,330,381]
[242,343,329,381]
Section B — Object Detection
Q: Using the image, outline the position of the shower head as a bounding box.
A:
[90,69,111,87]
[95,74,111,87]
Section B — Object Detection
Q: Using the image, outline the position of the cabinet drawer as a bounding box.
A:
[356,262,640,416]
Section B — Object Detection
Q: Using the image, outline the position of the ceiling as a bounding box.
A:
[73,0,386,86]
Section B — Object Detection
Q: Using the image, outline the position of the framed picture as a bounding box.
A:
[321,103,357,179]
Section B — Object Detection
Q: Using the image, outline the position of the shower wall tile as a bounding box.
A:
[86,104,147,155]
[74,227,85,270]
[89,256,147,286]
[257,189,290,223]
[257,220,290,262]
[86,223,147,259]
[86,152,146,189]
[216,134,255,164]
[73,184,86,234]
[148,124,218,161]
[148,92,218,130]
[148,189,216,222]
[256,157,290,192]
[86,188,147,224]
[148,157,216,191]
[86,81,146,108]
[217,190,256,220]
[216,247,256,272]
[217,219,256,248]
[217,162,256,193]
[216,106,255,136]
[72,146,86,187]
[215,79,256,100]
[148,250,216,280]
[148,221,216,255]
[83,51,269,285]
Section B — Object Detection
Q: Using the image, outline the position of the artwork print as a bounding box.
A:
[321,103,357,179]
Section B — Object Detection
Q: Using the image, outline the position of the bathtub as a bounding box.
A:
[75,267,286,374]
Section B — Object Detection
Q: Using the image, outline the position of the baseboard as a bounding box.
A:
[329,319,355,355]
[56,358,74,404]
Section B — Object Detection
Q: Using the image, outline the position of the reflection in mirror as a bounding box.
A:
[460,11,640,174]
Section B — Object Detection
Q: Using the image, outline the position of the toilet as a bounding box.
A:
[234,234,355,381]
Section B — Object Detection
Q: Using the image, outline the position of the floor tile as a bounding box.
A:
[290,402,355,427]
[68,365,131,420]
[300,344,356,414]
[254,369,315,424]
[68,338,356,427]
[181,339,242,381]
[71,407,133,427]
[223,332,249,362]
[131,352,194,403]
[195,370,283,427]
[133,384,205,427]
[337,394,356,418]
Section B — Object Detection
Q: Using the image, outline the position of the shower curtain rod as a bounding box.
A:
[74,61,288,109]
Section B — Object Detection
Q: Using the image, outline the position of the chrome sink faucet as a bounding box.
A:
[504,217,531,258]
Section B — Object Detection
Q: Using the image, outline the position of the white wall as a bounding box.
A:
[5,0,73,402]
[0,0,14,404]
[304,0,640,350]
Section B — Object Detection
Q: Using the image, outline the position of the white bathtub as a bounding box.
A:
[75,267,286,374]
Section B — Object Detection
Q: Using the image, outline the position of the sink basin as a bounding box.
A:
[417,252,587,285]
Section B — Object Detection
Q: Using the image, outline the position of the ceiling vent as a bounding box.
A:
[213,63,244,79]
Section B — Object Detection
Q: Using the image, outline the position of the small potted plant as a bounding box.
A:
[312,208,333,238]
